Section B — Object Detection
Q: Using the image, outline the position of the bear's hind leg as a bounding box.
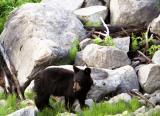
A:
[35,94,50,111]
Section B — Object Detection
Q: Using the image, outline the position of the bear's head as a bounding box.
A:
[72,65,93,92]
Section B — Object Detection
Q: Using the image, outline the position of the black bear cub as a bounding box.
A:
[34,66,93,111]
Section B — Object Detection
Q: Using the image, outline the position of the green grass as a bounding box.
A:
[37,98,66,116]
[78,98,141,116]
[0,0,41,33]
[0,93,25,115]
[36,98,141,116]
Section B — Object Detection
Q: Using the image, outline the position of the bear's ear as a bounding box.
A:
[73,65,80,73]
[84,68,91,75]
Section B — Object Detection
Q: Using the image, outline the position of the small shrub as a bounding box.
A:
[147,45,160,56]
[92,36,115,46]
[130,33,142,52]
[68,39,79,64]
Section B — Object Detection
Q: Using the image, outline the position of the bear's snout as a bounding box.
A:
[73,82,81,92]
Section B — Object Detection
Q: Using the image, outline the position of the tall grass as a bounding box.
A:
[0,94,18,115]
[78,98,141,116]
[0,0,41,33]
[36,98,141,116]
[37,98,66,116]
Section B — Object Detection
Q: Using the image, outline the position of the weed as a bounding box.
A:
[92,36,115,46]
[147,45,160,56]
[68,39,79,64]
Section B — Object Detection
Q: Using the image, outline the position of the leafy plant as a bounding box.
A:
[104,36,115,46]
[130,33,142,52]
[68,39,79,64]
[92,36,115,46]
[147,45,160,56]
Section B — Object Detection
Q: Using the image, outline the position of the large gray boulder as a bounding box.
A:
[84,0,103,7]
[46,65,139,102]
[41,0,84,11]
[152,50,160,64]
[110,0,160,26]
[0,3,86,86]
[149,14,160,37]
[74,6,107,25]
[75,44,131,69]
[84,0,110,7]
[138,64,160,93]
[113,36,130,53]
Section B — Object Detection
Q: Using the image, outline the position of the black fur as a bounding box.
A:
[34,66,93,111]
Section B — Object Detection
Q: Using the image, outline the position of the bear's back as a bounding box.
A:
[34,68,74,96]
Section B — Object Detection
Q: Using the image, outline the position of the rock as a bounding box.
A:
[47,65,139,102]
[113,36,130,53]
[108,93,131,104]
[41,0,84,11]
[73,99,93,112]
[0,3,86,86]
[7,106,38,116]
[84,0,103,7]
[84,0,110,7]
[133,106,147,116]
[59,112,76,116]
[110,0,160,26]
[85,99,94,107]
[79,38,92,50]
[144,105,160,116]
[0,87,4,93]
[74,6,107,26]
[149,14,160,37]
[149,90,160,105]
[152,50,160,64]
[138,64,160,93]
[80,36,130,52]
[0,99,7,107]
[104,0,110,7]
[75,44,131,69]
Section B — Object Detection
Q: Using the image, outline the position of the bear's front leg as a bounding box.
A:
[65,97,75,112]
[79,97,86,109]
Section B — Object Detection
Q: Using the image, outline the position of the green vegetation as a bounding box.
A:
[131,32,159,57]
[147,45,160,56]
[0,0,41,33]
[78,98,141,116]
[92,36,115,46]
[37,98,66,116]
[36,97,141,116]
[0,93,25,115]
[68,39,80,64]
